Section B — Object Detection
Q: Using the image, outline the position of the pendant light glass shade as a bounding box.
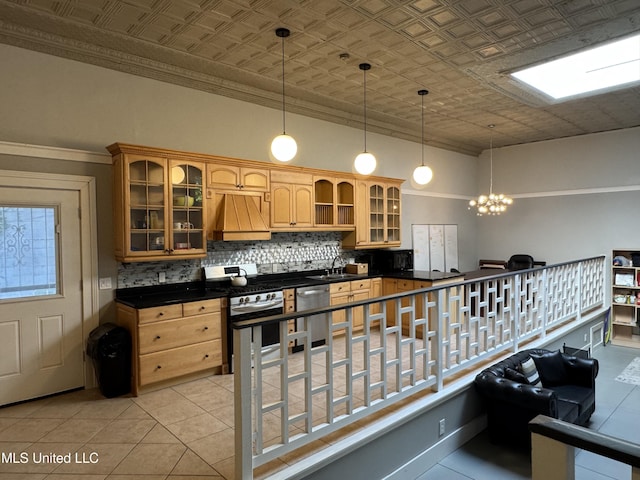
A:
[354,63,376,175]
[413,165,433,184]
[271,134,297,162]
[354,152,377,175]
[412,89,433,185]
[271,28,297,162]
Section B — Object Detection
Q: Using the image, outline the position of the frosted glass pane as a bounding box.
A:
[0,206,58,300]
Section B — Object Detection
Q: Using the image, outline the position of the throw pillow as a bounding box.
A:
[520,357,542,387]
[504,367,528,384]
[530,350,568,387]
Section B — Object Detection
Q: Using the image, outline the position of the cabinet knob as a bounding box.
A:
[156,365,162,370]
[158,312,164,316]
[204,354,209,358]
[200,306,206,311]
[204,326,209,330]
[155,335,161,340]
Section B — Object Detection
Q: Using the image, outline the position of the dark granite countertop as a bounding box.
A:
[381,270,464,282]
[115,269,464,309]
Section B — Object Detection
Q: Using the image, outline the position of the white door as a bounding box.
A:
[0,187,84,405]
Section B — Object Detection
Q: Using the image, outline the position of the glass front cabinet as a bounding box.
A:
[110,144,207,262]
[342,179,402,249]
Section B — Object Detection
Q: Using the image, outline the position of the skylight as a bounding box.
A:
[511,33,640,100]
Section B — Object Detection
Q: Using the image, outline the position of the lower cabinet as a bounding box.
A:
[284,288,296,348]
[330,278,377,335]
[116,297,225,395]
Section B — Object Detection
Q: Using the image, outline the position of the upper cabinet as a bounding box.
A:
[207,164,269,192]
[109,144,207,262]
[109,143,404,253]
[313,176,355,229]
[342,179,402,249]
[270,170,314,230]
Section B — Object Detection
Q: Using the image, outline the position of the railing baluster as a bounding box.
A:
[233,256,607,479]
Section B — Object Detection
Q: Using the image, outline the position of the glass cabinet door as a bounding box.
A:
[128,157,167,255]
[369,183,385,243]
[386,186,401,243]
[170,161,205,253]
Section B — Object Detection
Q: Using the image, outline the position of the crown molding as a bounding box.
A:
[0,13,478,157]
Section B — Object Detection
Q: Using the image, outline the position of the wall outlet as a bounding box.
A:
[158,272,166,283]
[584,333,588,342]
[439,418,445,436]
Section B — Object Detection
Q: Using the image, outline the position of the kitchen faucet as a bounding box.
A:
[331,255,343,274]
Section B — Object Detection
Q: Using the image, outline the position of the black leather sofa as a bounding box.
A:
[474,348,599,447]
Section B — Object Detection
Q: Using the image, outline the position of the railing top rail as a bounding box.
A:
[530,415,640,468]
[231,255,606,330]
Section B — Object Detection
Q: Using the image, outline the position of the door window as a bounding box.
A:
[0,206,58,300]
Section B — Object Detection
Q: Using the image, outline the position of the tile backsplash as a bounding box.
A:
[117,232,357,288]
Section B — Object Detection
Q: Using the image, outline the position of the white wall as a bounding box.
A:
[2,42,637,277]
[0,44,476,195]
[474,127,640,264]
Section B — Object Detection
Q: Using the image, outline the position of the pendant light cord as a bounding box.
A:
[280,34,286,134]
[421,93,425,166]
[363,66,367,152]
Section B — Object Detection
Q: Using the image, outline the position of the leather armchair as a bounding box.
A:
[474,348,598,447]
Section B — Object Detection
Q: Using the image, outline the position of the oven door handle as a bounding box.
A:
[230,301,283,314]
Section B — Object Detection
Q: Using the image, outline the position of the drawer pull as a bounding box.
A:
[204,326,209,330]
[156,365,162,370]
[204,354,209,358]
[158,312,164,317]
[200,306,206,311]
[155,335,161,340]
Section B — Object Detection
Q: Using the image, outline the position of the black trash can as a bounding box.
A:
[87,323,131,398]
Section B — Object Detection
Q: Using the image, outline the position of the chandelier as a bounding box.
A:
[469,125,513,215]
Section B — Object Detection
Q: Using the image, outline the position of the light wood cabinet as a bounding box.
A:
[611,249,640,348]
[313,176,355,229]
[116,298,225,395]
[206,164,269,192]
[330,278,374,334]
[109,144,207,262]
[284,288,296,348]
[270,170,314,229]
[343,179,402,249]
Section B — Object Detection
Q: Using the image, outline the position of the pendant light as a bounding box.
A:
[270,27,297,162]
[468,124,513,215]
[354,63,377,175]
[412,89,433,185]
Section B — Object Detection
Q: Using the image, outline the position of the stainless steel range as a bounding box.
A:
[203,264,285,370]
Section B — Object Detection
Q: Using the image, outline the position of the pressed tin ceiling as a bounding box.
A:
[0,0,639,156]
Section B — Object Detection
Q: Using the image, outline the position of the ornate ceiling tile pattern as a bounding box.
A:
[0,0,638,156]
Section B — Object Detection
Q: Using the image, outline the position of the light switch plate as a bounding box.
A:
[99,277,112,290]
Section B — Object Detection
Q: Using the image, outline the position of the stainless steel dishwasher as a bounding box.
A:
[295,285,330,349]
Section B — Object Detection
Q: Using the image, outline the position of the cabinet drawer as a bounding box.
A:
[330,282,350,294]
[138,304,183,324]
[139,313,221,354]
[397,279,414,290]
[350,278,371,291]
[182,298,221,317]
[139,340,222,386]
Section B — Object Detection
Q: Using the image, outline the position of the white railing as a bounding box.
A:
[233,256,607,480]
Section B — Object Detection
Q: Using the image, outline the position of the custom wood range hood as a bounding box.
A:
[214,193,271,241]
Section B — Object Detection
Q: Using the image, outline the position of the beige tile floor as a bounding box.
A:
[0,325,495,480]
[0,372,243,480]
